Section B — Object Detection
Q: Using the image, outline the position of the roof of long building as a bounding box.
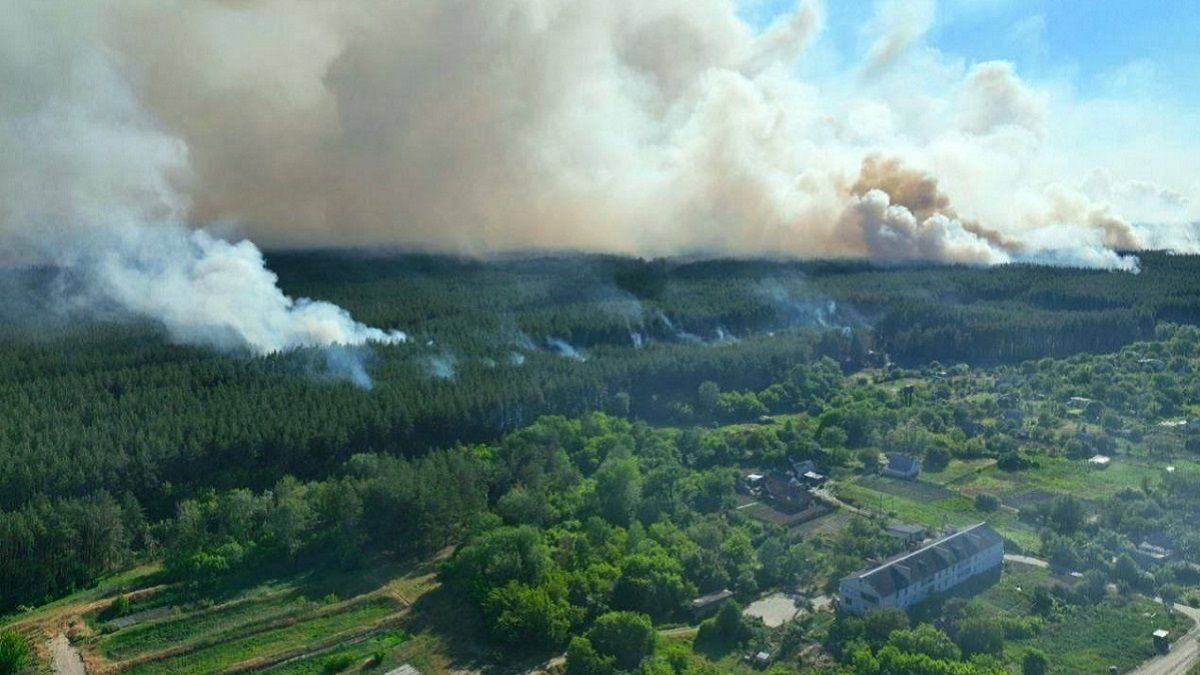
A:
[842,522,1003,598]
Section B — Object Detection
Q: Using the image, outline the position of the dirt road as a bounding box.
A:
[1130,602,1200,675]
[48,634,86,675]
[1003,553,1050,568]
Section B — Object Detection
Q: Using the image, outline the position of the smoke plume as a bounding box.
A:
[0,3,405,361]
[3,0,1197,352]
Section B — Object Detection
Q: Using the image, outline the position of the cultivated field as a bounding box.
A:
[0,560,459,674]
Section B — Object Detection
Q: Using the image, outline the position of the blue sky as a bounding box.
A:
[743,0,1200,104]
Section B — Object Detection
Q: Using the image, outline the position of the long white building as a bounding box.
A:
[838,522,1003,615]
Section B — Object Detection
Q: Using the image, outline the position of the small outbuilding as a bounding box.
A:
[690,589,734,620]
[886,522,928,548]
[882,453,921,480]
[1153,629,1171,654]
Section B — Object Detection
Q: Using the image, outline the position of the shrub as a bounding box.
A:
[0,631,31,675]
[1022,649,1049,675]
[974,493,1000,512]
[863,607,909,647]
[695,601,751,654]
[954,617,1004,657]
[565,636,615,675]
[321,653,357,674]
[586,612,655,671]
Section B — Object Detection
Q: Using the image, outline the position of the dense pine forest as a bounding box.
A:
[4,252,1200,668]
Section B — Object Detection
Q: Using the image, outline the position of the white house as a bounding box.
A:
[838,522,1004,615]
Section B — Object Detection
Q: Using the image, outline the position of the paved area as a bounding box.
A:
[744,593,802,627]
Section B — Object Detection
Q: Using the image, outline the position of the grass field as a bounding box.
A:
[836,476,1041,551]
[1009,598,1190,674]
[955,455,1162,504]
[0,559,452,675]
[99,588,311,660]
[980,561,1192,674]
[264,630,411,674]
[121,596,403,674]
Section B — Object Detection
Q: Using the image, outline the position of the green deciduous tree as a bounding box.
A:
[586,611,656,671]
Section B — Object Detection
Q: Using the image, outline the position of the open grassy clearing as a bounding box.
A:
[263,629,411,673]
[0,558,453,675]
[792,508,856,538]
[119,596,403,674]
[99,588,310,660]
[922,458,997,485]
[978,562,1192,674]
[975,563,1060,614]
[836,476,1041,551]
[956,456,1162,503]
[0,564,164,631]
[1008,598,1190,674]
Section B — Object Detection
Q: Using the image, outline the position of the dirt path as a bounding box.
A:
[49,634,87,675]
[1003,553,1050,568]
[812,488,869,516]
[1131,603,1200,675]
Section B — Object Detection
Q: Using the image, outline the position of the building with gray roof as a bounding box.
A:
[838,522,1003,615]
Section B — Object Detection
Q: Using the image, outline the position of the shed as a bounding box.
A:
[885,522,928,547]
[690,589,734,619]
[882,453,920,480]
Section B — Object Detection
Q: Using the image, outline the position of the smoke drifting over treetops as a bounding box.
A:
[2,1,1198,353]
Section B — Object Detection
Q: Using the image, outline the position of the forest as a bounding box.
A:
[4,252,1200,674]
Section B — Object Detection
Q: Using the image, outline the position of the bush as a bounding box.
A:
[565,636,615,675]
[0,631,31,675]
[483,581,575,649]
[924,446,951,472]
[885,624,960,661]
[586,611,655,671]
[974,493,1000,512]
[321,653,357,674]
[695,601,751,654]
[954,617,1004,657]
[1022,649,1049,675]
[863,607,909,647]
[99,594,132,621]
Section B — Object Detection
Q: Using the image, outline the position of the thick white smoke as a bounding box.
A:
[86,0,1191,266]
[0,3,405,359]
[3,0,1198,351]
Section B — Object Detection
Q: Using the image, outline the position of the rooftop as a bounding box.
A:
[887,523,927,535]
[691,589,734,608]
[843,523,1003,598]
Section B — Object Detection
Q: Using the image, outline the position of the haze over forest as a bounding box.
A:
[3,4,1200,674]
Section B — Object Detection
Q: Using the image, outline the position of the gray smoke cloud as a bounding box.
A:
[0,2,406,359]
[2,0,1196,356]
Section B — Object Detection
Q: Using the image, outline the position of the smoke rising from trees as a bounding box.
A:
[2,0,1197,352]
